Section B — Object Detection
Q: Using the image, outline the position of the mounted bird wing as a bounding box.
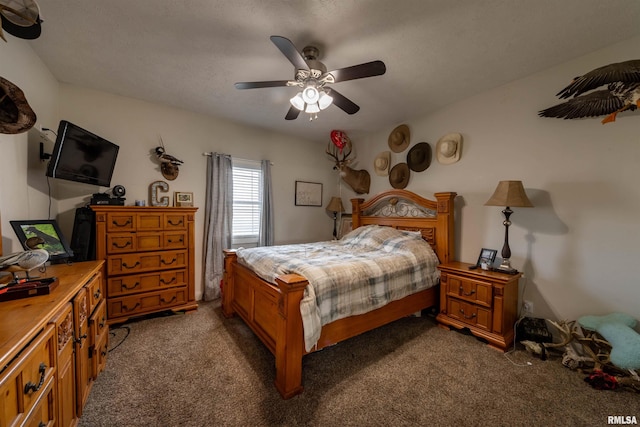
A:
[556,59,640,99]
[539,59,640,124]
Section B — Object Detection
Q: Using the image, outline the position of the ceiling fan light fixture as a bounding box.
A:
[305,103,320,114]
[318,91,333,110]
[290,93,305,110]
[302,85,320,104]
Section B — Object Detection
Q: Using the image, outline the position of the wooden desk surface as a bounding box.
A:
[0,260,104,369]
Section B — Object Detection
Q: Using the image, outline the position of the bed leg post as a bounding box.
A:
[274,274,308,399]
[222,250,237,318]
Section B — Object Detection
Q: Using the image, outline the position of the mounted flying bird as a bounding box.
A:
[538,59,640,124]
[234,36,386,121]
[154,136,183,180]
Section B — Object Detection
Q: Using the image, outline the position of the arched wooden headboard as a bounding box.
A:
[351,189,456,264]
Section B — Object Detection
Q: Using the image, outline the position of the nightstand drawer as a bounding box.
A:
[447,298,492,331]
[446,274,492,307]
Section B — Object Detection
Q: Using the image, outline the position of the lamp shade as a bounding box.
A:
[326,196,345,213]
[485,181,533,207]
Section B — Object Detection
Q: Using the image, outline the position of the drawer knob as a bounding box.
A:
[160,276,177,285]
[123,302,141,312]
[459,309,477,320]
[168,219,183,226]
[122,261,140,269]
[113,241,132,249]
[112,219,132,227]
[75,333,88,344]
[161,296,177,304]
[94,289,101,299]
[161,258,177,265]
[24,363,46,395]
[460,286,476,296]
[122,281,140,290]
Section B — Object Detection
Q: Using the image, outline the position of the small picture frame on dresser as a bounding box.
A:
[174,192,194,207]
[476,248,497,270]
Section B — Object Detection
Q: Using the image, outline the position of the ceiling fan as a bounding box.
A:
[234,36,386,121]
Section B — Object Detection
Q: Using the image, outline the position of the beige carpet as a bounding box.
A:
[78,301,637,427]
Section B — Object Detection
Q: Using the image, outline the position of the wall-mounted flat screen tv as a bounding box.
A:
[46,120,119,187]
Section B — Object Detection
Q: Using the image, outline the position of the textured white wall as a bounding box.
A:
[0,39,59,253]
[1,44,337,300]
[352,35,640,324]
[2,35,639,323]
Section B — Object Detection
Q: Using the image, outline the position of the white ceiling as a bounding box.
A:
[25,0,640,143]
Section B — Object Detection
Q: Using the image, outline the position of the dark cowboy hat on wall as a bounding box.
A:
[389,162,410,189]
[407,142,432,172]
[0,0,43,41]
[0,76,37,134]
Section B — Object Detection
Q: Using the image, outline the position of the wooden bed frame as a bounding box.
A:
[222,189,456,398]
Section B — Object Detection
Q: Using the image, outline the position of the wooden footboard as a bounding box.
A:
[222,250,308,398]
[223,251,440,399]
[221,189,456,399]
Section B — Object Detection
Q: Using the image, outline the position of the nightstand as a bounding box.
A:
[436,261,522,351]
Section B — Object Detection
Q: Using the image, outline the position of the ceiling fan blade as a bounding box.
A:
[285,106,301,120]
[270,36,309,71]
[330,89,360,115]
[235,80,291,90]
[327,60,386,83]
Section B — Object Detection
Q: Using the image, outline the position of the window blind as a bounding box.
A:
[232,160,262,245]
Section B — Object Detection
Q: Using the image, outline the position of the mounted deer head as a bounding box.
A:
[326,140,371,194]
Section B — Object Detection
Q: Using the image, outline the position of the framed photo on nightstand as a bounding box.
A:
[476,248,497,270]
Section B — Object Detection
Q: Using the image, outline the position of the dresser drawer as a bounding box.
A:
[165,213,187,230]
[107,287,189,319]
[92,331,109,380]
[106,234,136,253]
[23,375,56,427]
[107,269,187,297]
[445,274,493,307]
[0,325,56,427]
[86,272,103,314]
[106,213,135,232]
[447,298,492,331]
[89,299,108,349]
[163,231,187,249]
[107,250,188,275]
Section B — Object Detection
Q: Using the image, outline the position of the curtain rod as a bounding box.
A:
[202,152,273,165]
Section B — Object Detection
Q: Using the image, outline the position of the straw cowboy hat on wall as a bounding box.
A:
[436,133,463,165]
[388,124,410,153]
[374,151,391,176]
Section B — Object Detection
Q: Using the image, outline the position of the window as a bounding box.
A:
[232,159,262,246]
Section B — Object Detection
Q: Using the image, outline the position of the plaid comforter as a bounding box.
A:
[236,225,440,351]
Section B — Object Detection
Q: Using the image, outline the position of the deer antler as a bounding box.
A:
[326,140,353,163]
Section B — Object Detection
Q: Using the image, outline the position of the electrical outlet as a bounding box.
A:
[523,300,533,315]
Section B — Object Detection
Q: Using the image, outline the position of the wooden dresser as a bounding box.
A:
[92,206,198,325]
[436,261,521,351]
[0,261,107,427]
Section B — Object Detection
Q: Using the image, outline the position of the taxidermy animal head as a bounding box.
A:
[326,139,370,194]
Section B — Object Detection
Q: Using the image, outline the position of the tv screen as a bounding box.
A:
[46,120,119,187]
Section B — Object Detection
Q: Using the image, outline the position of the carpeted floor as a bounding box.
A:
[78,301,638,427]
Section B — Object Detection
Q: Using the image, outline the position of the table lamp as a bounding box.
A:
[326,197,345,239]
[484,181,533,273]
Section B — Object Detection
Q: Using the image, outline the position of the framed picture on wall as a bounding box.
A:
[295,181,322,206]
